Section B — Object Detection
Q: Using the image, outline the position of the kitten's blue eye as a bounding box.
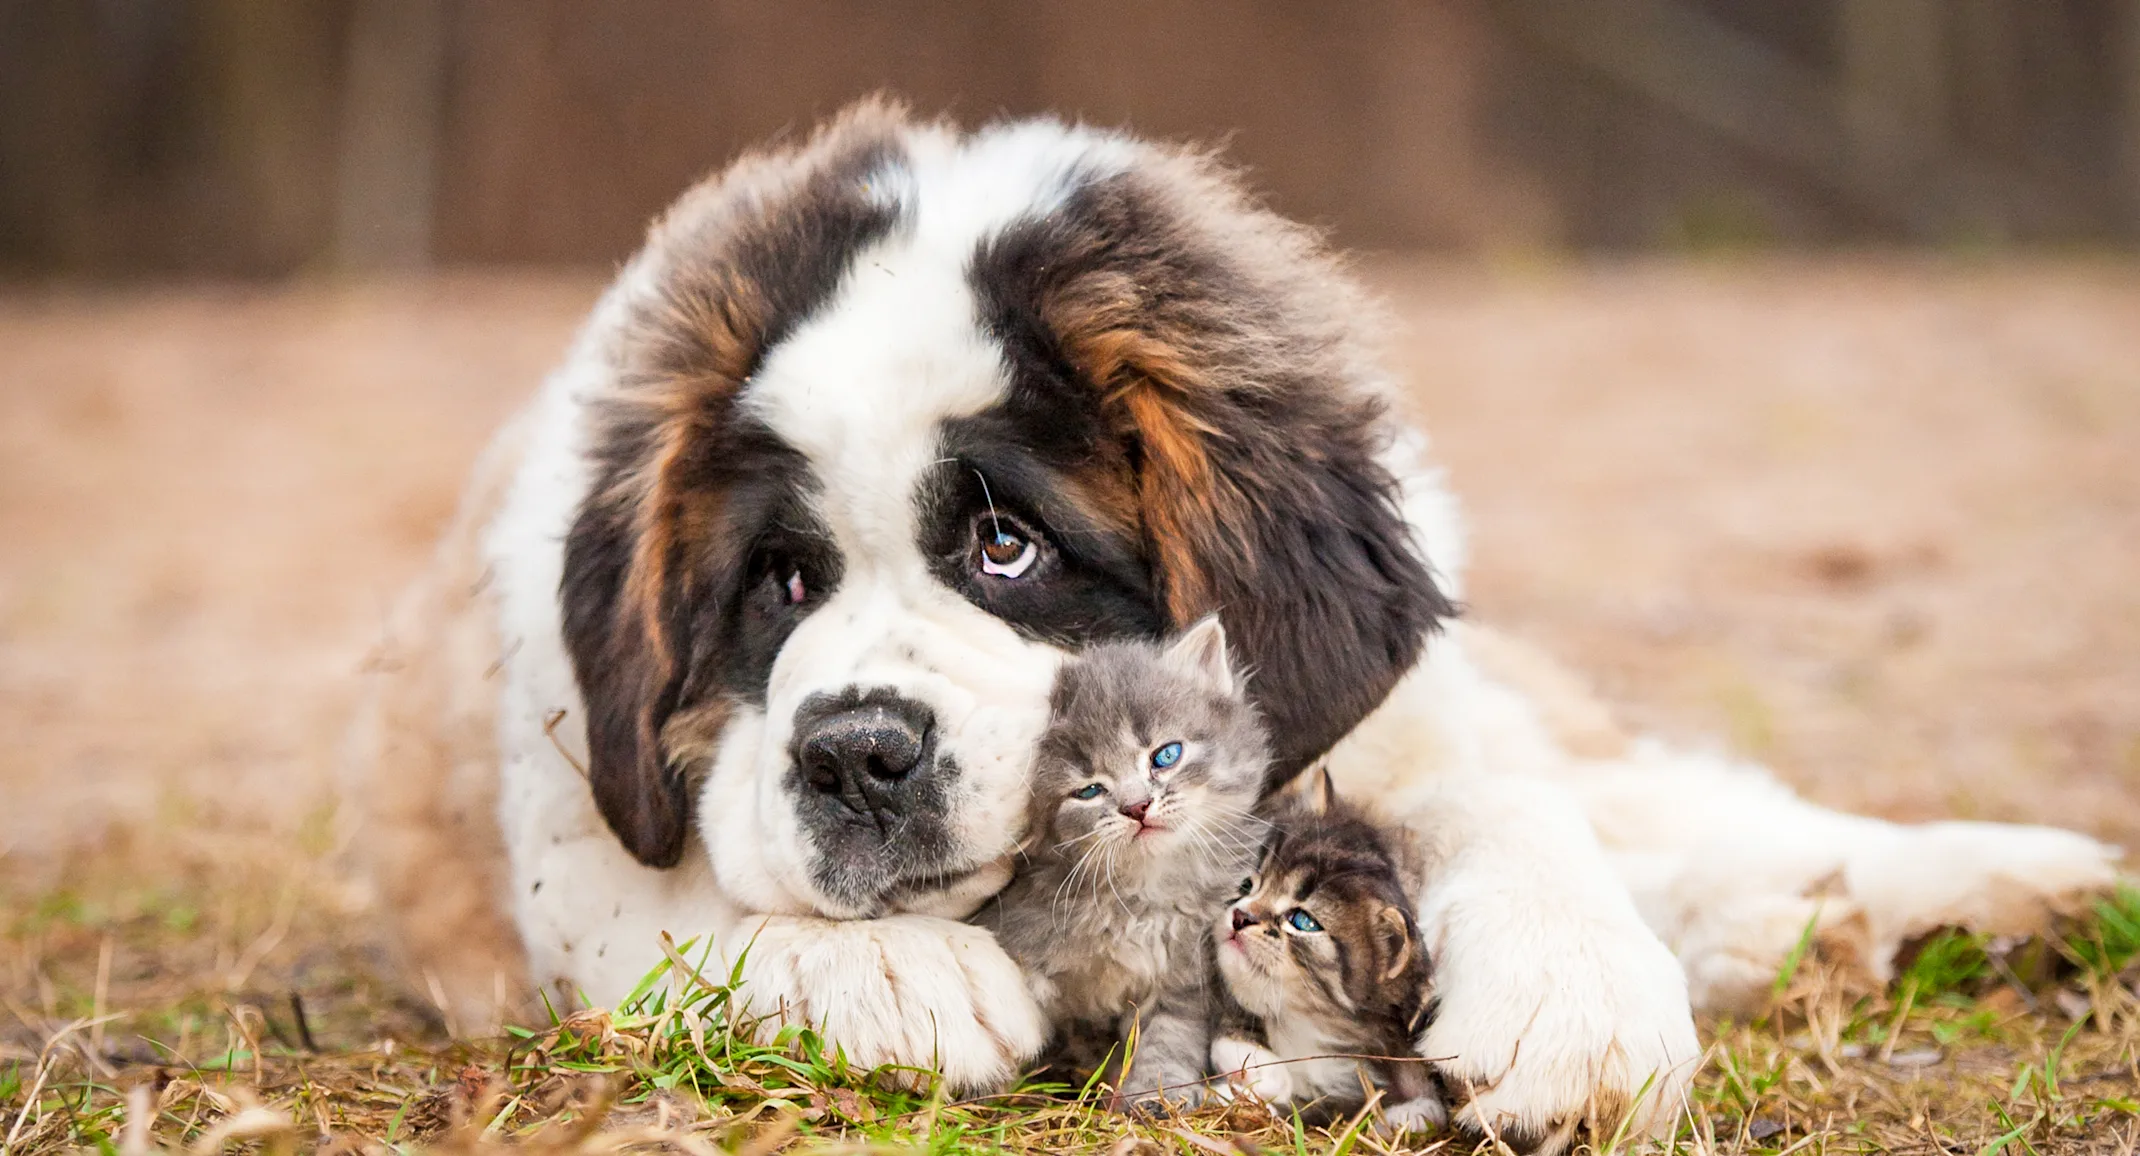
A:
[1150,742,1183,769]
[1071,783,1106,800]
[1285,908,1323,933]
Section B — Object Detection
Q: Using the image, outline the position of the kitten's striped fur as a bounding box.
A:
[1213,772,1441,1127]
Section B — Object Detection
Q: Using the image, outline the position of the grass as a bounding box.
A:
[5,860,2138,1155]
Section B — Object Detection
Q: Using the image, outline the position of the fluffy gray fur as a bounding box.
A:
[977,617,1270,1109]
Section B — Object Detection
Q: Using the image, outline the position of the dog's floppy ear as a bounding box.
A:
[1144,394,1453,789]
[1004,166,1456,790]
[555,100,911,868]
[1038,250,1453,787]
[561,488,693,868]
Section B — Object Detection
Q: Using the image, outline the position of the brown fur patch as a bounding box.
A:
[657,697,735,797]
[1038,266,1241,625]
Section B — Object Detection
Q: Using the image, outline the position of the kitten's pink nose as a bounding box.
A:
[1120,799,1152,823]
[1231,907,1258,932]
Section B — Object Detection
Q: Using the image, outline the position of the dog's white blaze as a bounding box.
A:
[709,124,1136,918]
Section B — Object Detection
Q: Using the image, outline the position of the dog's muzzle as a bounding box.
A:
[786,686,968,911]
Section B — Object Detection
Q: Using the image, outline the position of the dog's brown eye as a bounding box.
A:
[978,522,1038,579]
[784,570,806,604]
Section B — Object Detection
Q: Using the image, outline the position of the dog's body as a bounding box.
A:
[348,105,2117,1151]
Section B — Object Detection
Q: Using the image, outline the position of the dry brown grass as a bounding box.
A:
[3,259,2137,1152]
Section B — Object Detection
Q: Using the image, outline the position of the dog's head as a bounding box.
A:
[560,101,1453,918]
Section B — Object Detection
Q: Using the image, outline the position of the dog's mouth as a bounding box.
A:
[807,842,1010,919]
[769,673,1045,917]
[887,865,973,899]
[791,743,1024,916]
[882,853,1016,914]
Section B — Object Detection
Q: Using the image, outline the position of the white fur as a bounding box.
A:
[473,117,2122,1139]
[1570,742,2121,1011]
[1210,1035,1295,1105]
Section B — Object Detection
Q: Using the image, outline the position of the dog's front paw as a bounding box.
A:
[731,913,1048,1093]
[1419,890,1699,1153]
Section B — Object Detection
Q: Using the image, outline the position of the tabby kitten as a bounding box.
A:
[978,617,1269,1110]
[1211,773,1442,1130]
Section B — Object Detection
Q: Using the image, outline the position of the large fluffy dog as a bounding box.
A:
[350,103,2118,1149]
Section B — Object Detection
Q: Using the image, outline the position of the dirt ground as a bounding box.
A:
[4,258,2136,880]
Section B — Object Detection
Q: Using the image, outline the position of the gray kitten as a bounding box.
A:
[978,616,1269,1110]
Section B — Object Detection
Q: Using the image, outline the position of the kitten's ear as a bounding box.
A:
[1375,904,1414,981]
[1165,614,1236,694]
[1388,827,1429,895]
[1282,762,1337,815]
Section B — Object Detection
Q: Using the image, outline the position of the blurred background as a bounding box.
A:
[6,0,2140,278]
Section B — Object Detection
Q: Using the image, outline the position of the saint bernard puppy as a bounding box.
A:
[349,101,2120,1151]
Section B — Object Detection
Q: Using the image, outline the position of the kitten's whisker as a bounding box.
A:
[1059,838,1110,903]
[1051,826,1112,853]
[1207,816,1270,842]
[1100,842,1132,916]
[1053,832,1119,913]
[1202,802,1271,835]
[1179,819,1231,875]
[1198,810,1271,855]
[1182,808,1259,866]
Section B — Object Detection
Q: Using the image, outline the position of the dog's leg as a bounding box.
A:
[1341,622,2118,1153]
[1373,770,1701,1154]
[1329,634,1702,1153]
[1458,622,2120,1010]
[1570,745,2120,1012]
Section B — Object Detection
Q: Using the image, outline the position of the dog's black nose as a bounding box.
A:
[794,692,933,799]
